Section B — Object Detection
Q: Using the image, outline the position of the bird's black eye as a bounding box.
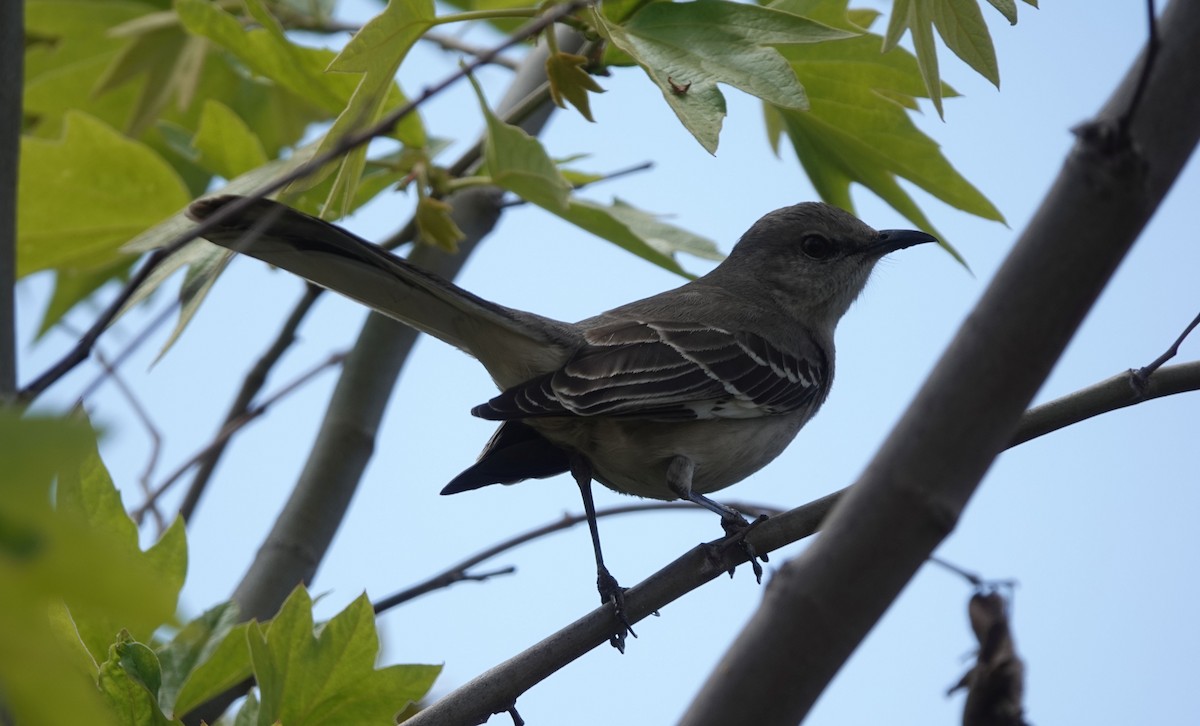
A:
[799,233,837,260]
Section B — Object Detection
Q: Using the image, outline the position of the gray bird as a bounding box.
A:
[188,196,936,649]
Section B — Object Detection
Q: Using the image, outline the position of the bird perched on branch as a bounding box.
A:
[188,196,936,651]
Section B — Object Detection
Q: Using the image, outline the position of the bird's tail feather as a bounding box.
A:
[187,196,575,385]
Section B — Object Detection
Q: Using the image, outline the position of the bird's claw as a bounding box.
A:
[709,513,770,583]
[598,569,636,652]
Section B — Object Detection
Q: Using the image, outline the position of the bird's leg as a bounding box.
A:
[666,455,769,583]
[569,454,634,652]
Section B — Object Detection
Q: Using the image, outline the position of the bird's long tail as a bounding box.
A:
[187,196,575,385]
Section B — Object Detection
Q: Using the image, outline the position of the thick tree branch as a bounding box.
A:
[405,1,1200,719]
[1013,360,1200,446]
[182,26,583,726]
[679,1,1200,723]
[400,360,1200,724]
[0,0,20,399]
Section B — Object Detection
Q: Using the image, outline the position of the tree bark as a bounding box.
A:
[678,1,1200,723]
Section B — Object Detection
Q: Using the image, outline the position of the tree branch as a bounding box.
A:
[181,25,586,726]
[679,1,1200,722]
[0,0,20,399]
[372,500,783,614]
[402,359,1200,725]
[177,284,323,521]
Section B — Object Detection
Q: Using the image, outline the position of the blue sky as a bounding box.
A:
[17,1,1200,724]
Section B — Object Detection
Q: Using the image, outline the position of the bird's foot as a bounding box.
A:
[598,568,636,653]
[707,513,770,583]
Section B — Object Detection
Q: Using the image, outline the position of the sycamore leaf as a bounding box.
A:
[596,0,856,153]
[555,199,694,276]
[289,0,431,213]
[770,10,1002,255]
[985,0,1018,24]
[930,0,999,87]
[469,74,572,211]
[93,18,209,137]
[605,199,723,261]
[23,1,148,135]
[17,112,190,277]
[248,588,440,726]
[57,428,187,663]
[883,0,1018,116]
[193,100,269,180]
[175,0,352,114]
[159,602,254,719]
[0,412,176,726]
[546,51,605,122]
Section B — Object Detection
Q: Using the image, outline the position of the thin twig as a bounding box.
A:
[17,1,590,405]
[92,348,165,533]
[373,500,783,614]
[498,161,656,207]
[423,31,522,70]
[133,351,346,524]
[178,284,325,522]
[1134,310,1200,382]
[1120,0,1159,139]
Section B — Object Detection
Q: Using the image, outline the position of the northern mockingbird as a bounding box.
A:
[188,196,936,649]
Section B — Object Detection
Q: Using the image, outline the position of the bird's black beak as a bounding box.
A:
[871,229,939,255]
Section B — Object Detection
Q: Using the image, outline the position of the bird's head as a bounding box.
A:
[714,202,937,329]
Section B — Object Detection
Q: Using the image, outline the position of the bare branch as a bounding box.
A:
[1134,310,1200,382]
[1012,360,1200,446]
[0,0,18,399]
[423,32,522,70]
[373,500,782,614]
[679,1,1200,722]
[403,354,1200,726]
[132,351,345,524]
[178,284,323,521]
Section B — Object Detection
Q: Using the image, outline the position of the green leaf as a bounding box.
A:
[546,51,605,122]
[177,0,345,113]
[596,0,856,153]
[328,0,436,75]
[57,427,187,663]
[555,199,690,276]
[984,0,1018,24]
[116,139,402,359]
[415,196,467,251]
[17,112,190,276]
[159,602,254,719]
[931,0,999,87]
[771,21,1002,252]
[97,633,176,726]
[24,1,152,136]
[193,100,270,180]
[605,199,723,261]
[93,18,209,137]
[469,74,572,211]
[0,411,174,726]
[248,587,440,726]
[285,0,430,212]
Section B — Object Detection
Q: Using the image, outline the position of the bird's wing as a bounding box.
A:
[473,319,827,421]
